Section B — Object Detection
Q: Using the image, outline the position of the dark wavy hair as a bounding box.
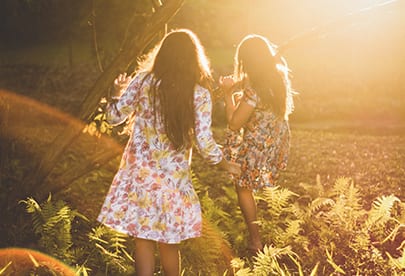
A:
[142,29,212,150]
[234,34,294,119]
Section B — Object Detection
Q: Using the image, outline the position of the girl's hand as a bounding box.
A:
[113,73,132,96]
[226,161,242,177]
[219,75,235,95]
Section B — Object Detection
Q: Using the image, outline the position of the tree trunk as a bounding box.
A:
[29,0,185,198]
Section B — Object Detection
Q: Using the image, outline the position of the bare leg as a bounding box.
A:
[158,242,180,276]
[236,185,262,252]
[135,238,156,276]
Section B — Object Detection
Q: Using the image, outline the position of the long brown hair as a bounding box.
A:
[144,29,212,150]
[234,34,293,119]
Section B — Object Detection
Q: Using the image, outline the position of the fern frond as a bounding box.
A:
[95,243,123,259]
[95,243,129,272]
[258,186,298,218]
[89,225,110,240]
[19,197,41,213]
[387,248,405,270]
[20,197,44,234]
[330,177,352,197]
[382,224,405,244]
[252,245,295,276]
[283,220,303,240]
[200,191,231,224]
[344,181,362,211]
[40,199,59,221]
[367,195,400,228]
[110,233,129,255]
[323,195,348,228]
[231,258,255,276]
[308,197,335,216]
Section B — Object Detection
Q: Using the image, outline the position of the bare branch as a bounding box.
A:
[30,0,185,198]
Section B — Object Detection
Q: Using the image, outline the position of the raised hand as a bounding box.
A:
[219,75,235,95]
[113,73,132,96]
[227,161,242,177]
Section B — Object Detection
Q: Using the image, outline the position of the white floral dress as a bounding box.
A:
[97,72,223,244]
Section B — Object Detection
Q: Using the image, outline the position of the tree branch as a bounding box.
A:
[30,0,185,197]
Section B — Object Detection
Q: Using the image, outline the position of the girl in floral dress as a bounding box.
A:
[98,29,240,276]
[219,34,294,255]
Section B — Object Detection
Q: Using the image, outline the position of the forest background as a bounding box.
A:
[0,0,404,275]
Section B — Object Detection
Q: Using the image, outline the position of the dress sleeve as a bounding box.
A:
[106,73,146,125]
[193,86,223,165]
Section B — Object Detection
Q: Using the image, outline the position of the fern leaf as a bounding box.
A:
[345,181,362,211]
[121,248,135,263]
[89,225,109,239]
[284,220,303,240]
[72,210,89,222]
[387,248,405,269]
[252,245,295,276]
[19,197,41,213]
[382,224,405,244]
[308,197,335,216]
[367,195,400,228]
[259,186,298,218]
[330,177,352,197]
[20,197,45,234]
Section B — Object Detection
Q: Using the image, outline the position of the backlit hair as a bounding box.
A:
[234,34,294,119]
[143,29,213,150]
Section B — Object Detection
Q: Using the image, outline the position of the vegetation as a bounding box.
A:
[3,176,403,275]
[0,0,404,275]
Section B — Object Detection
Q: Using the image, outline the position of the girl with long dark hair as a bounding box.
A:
[220,34,294,255]
[98,29,240,275]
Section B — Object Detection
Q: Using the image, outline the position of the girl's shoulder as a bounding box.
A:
[126,71,155,91]
[134,71,153,83]
[194,84,211,98]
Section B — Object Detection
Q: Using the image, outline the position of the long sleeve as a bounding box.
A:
[106,73,146,125]
[193,86,223,165]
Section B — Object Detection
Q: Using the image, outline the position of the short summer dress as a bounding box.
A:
[97,72,223,244]
[223,87,290,190]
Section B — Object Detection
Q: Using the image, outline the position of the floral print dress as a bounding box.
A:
[224,87,290,190]
[98,72,223,244]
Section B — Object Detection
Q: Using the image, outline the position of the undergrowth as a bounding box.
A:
[14,176,405,275]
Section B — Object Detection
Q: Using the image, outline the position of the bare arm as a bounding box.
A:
[220,76,255,131]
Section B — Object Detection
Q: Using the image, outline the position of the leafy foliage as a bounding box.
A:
[83,98,113,138]
[19,174,405,275]
[232,177,405,275]
[87,225,135,274]
[20,194,82,263]
[20,196,135,275]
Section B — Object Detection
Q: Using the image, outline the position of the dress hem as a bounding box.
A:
[97,219,201,244]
